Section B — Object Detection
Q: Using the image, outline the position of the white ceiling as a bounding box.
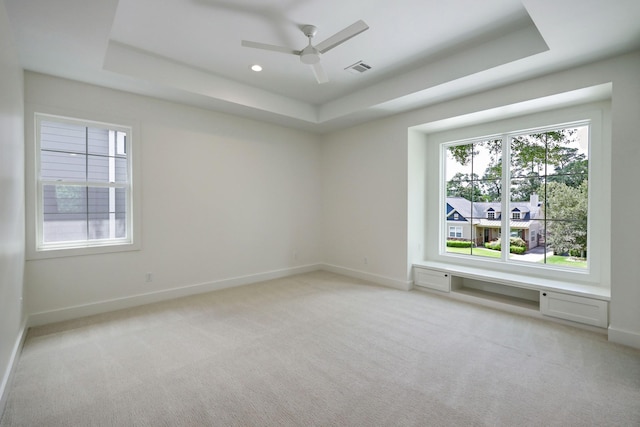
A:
[5,0,640,132]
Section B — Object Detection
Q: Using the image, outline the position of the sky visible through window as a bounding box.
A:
[445,126,588,180]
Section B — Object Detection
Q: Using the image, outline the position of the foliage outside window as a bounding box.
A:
[36,114,133,251]
[443,123,589,270]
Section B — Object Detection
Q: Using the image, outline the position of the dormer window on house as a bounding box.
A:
[512,211,521,220]
[487,211,495,220]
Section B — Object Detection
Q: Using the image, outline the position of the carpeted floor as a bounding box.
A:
[2,271,639,426]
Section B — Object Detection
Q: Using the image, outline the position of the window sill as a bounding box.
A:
[27,241,140,260]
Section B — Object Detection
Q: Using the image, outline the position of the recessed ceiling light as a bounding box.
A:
[251,64,263,72]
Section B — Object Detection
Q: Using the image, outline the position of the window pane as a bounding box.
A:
[446,144,473,183]
[87,127,109,155]
[543,220,587,269]
[87,153,128,184]
[445,139,502,258]
[114,157,128,183]
[41,151,87,181]
[477,178,502,203]
[42,184,88,243]
[87,155,109,182]
[510,134,546,178]
[40,121,86,154]
[87,187,127,240]
[543,180,588,222]
[87,155,128,184]
[545,126,589,179]
[510,177,543,205]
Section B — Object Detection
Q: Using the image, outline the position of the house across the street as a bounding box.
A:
[446,194,542,249]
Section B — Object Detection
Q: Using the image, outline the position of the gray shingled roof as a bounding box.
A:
[447,197,537,221]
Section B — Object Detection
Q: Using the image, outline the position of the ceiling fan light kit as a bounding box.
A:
[241,20,369,84]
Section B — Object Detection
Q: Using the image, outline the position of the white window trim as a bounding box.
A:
[423,101,610,288]
[26,109,141,259]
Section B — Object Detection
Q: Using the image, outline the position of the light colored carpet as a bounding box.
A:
[1,271,639,426]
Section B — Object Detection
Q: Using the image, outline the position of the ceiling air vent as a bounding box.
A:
[345,61,372,75]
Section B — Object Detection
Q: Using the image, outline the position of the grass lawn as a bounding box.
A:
[446,246,501,258]
[542,255,587,269]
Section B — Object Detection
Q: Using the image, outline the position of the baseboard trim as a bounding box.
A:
[321,264,412,291]
[28,264,323,327]
[0,318,28,419]
[608,325,640,350]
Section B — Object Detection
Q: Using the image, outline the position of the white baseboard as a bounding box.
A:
[0,318,28,418]
[28,264,323,327]
[321,264,412,291]
[608,325,640,350]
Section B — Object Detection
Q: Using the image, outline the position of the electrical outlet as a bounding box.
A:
[145,272,153,283]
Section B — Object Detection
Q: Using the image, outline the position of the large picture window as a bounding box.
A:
[35,114,133,251]
[443,122,590,270]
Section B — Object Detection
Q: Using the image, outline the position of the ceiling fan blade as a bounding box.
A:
[311,62,329,84]
[315,20,369,54]
[241,40,300,55]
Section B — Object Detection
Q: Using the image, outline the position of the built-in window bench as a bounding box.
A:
[412,262,610,329]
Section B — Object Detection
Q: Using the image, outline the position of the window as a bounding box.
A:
[449,226,462,238]
[35,114,134,252]
[443,122,590,270]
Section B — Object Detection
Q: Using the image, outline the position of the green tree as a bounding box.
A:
[447,173,484,201]
[510,129,584,201]
[544,180,588,257]
[511,130,575,176]
[480,160,502,202]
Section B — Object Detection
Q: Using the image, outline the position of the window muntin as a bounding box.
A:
[36,115,133,251]
[443,123,589,270]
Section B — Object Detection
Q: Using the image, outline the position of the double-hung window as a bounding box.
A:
[35,114,134,252]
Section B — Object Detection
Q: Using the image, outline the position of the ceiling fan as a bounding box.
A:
[241,20,369,84]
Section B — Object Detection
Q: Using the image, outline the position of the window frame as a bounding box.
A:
[27,111,141,259]
[422,102,610,288]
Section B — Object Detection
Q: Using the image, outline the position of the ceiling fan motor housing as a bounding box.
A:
[300,25,321,64]
[300,46,321,64]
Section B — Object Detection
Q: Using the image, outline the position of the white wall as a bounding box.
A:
[24,73,323,324]
[0,0,25,410]
[321,119,411,289]
[322,51,640,349]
